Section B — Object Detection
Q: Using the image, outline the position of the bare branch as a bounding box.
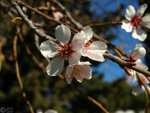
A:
[10,0,58,43]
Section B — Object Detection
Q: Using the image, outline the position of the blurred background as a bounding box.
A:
[0,0,150,113]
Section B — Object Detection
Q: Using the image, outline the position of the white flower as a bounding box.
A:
[72,26,107,62]
[125,44,148,81]
[40,24,81,76]
[65,61,92,84]
[122,4,150,41]
[123,44,149,96]
[132,74,150,96]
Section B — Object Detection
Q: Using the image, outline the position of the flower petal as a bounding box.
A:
[121,19,133,32]
[79,62,92,79]
[82,26,93,41]
[136,61,148,70]
[40,40,58,58]
[82,41,106,62]
[132,85,141,96]
[71,32,86,51]
[137,3,147,17]
[74,73,83,83]
[88,41,107,50]
[132,28,147,41]
[125,5,136,20]
[69,51,81,65]
[130,73,137,82]
[65,74,73,84]
[46,57,64,76]
[82,49,105,62]
[130,44,146,59]
[55,24,71,43]
[142,14,150,28]
[65,65,74,77]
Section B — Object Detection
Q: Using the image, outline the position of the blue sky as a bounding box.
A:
[90,0,146,82]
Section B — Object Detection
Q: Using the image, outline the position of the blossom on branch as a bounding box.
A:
[40,24,81,76]
[65,61,92,84]
[122,4,150,41]
[72,26,107,62]
[132,74,150,96]
[124,44,149,95]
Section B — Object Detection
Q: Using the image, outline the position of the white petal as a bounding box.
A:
[82,26,93,41]
[130,73,137,82]
[40,40,58,58]
[132,28,147,41]
[65,65,74,77]
[136,62,148,70]
[46,57,64,76]
[74,73,83,83]
[132,85,141,96]
[130,44,146,59]
[142,14,150,28]
[137,4,147,17]
[65,74,73,84]
[82,49,105,62]
[121,19,133,32]
[79,63,92,79]
[88,41,107,50]
[71,32,86,51]
[125,5,136,20]
[69,51,81,65]
[55,24,71,43]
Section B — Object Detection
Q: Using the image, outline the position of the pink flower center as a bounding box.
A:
[131,16,142,29]
[58,42,74,59]
[84,42,91,51]
[128,56,137,62]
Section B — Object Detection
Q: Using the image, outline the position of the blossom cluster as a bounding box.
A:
[40,24,107,84]
[40,4,150,95]
[122,4,150,95]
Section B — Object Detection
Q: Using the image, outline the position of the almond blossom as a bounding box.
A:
[40,24,81,76]
[132,74,150,96]
[124,44,149,95]
[72,26,107,62]
[121,4,150,41]
[65,61,92,84]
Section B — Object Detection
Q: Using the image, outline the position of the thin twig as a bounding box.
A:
[89,22,122,26]
[18,33,46,73]
[13,35,34,113]
[10,0,58,43]
[51,0,83,29]
[16,0,79,33]
[59,75,109,113]
[104,53,150,77]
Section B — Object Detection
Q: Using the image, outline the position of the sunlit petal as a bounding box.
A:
[125,5,136,20]
[142,14,150,28]
[55,24,71,43]
[137,3,147,17]
[132,28,147,41]
[40,40,58,58]
[121,19,133,32]
[81,26,93,41]
[69,51,81,65]
[71,32,86,51]
[46,57,64,76]
[130,44,146,59]
[82,49,105,62]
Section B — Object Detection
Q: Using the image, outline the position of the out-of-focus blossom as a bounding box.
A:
[72,26,107,62]
[122,4,150,41]
[51,6,63,21]
[65,61,92,84]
